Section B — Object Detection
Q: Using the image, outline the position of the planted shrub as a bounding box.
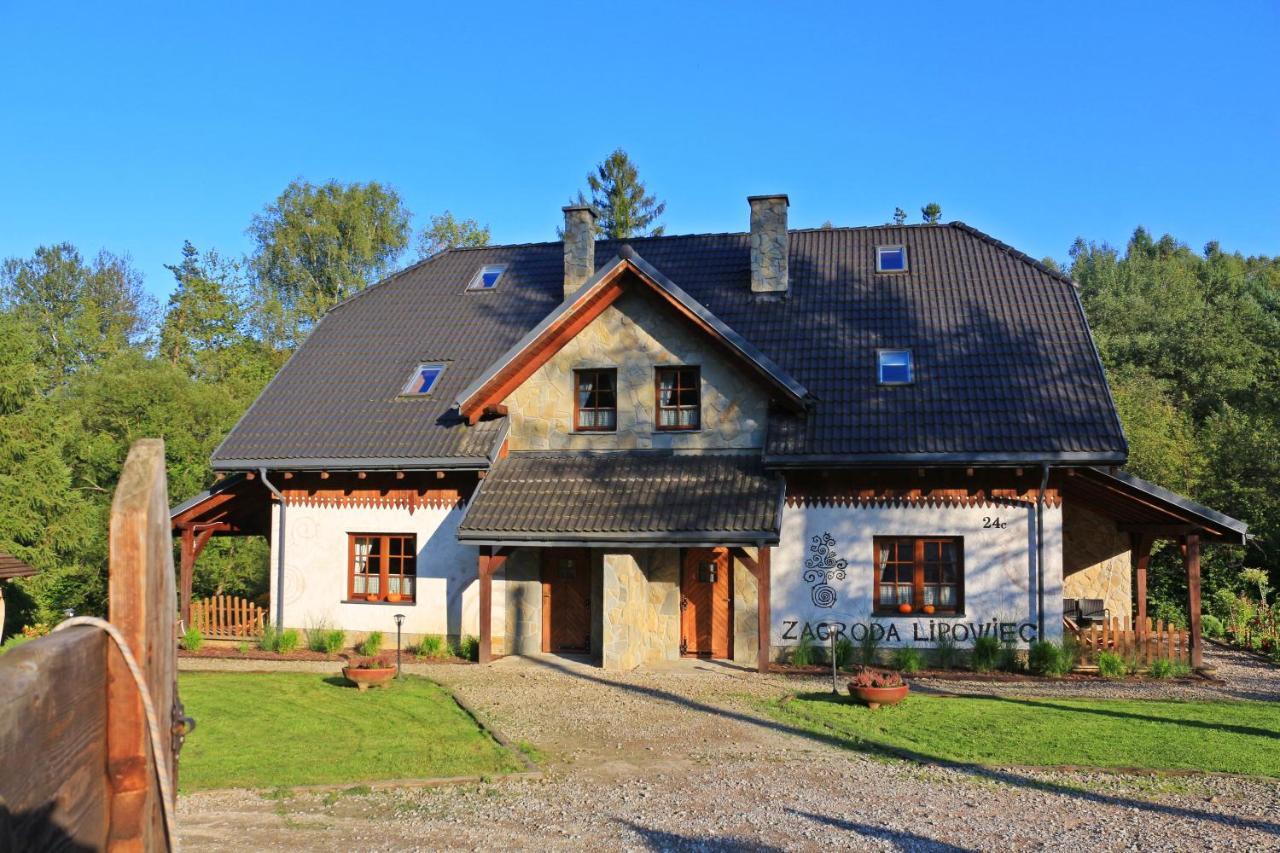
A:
[358,631,384,657]
[1027,641,1062,676]
[277,628,300,653]
[416,634,444,658]
[971,635,1000,672]
[846,666,903,690]
[181,627,203,652]
[236,641,250,654]
[997,639,1023,673]
[1059,633,1080,672]
[307,621,347,654]
[934,634,958,670]
[456,635,480,662]
[891,646,923,674]
[791,633,819,667]
[1149,658,1174,679]
[833,636,855,669]
[1200,614,1225,639]
[1097,650,1128,679]
[858,624,881,667]
[258,624,279,652]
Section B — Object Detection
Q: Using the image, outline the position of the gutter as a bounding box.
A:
[259,468,286,630]
[1036,463,1050,640]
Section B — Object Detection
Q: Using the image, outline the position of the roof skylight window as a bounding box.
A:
[876,245,908,273]
[468,264,506,291]
[877,349,913,385]
[403,363,446,395]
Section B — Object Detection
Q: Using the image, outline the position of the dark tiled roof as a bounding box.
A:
[0,553,38,580]
[212,223,1127,468]
[457,452,784,543]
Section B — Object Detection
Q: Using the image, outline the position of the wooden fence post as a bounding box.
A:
[107,439,177,851]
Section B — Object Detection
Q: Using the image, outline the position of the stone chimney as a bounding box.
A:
[748,194,789,295]
[563,204,597,299]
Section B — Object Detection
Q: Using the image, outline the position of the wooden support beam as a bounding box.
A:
[435,471,445,480]
[244,471,255,480]
[1184,533,1203,668]
[319,471,330,480]
[179,526,195,627]
[1119,523,1196,536]
[357,471,367,480]
[478,547,494,664]
[1130,532,1154,628]
[282,471,294,480]
[757,547,771,674]
[395,471,405,480]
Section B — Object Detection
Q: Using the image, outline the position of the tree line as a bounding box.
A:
[0,151,1275,635]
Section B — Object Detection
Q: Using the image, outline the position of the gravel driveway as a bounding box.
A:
[177,650,1280,851]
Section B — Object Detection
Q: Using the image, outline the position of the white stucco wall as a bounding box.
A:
[268,502,496,641]
[772,502,1063,650]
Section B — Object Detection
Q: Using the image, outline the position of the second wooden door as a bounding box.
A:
[681,547,731,658]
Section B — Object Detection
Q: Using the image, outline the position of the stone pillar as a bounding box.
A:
[748,194,789,295]
[733,549,760,667]
[563,205,597,299]
[502,550,542,655]
[601,552,647,671]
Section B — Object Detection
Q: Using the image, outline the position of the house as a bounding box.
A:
[172,196,1247,671]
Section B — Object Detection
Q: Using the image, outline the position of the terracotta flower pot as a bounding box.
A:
[850,684,909,710]
[898,603,913,615]
[342,665,396,691]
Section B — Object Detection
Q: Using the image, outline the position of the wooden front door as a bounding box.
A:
[541,549,592,653]
[681,547,732,658]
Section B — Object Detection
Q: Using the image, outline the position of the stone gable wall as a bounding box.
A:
[503,288,769,451]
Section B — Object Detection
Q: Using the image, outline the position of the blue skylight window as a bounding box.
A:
[878,349,913,385]
[876,245,908,272]
[403,363,446,395]
[468,264,506,291]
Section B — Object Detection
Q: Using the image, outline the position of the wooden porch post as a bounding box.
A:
[757,546,771,674]
[478,547,493,664]
[1184,533,1203,669]
[179,526,195,627]
[1130,532,1154,629]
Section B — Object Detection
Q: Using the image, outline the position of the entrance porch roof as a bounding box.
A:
[457,451,785,547]
[1061,467,1248,545]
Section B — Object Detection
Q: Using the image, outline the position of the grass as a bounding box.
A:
[769,693,1280,778]
[177,672,523,791]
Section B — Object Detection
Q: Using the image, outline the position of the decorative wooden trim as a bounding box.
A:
[281,489,464,513]
[784,492,1060,509]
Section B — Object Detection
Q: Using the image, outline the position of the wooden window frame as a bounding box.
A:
[655,365,701,431]
[872,536,963,615]
[347,533,417,604]
[573,368,618,432]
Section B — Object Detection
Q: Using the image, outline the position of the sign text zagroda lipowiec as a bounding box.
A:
[782,618,1039,645]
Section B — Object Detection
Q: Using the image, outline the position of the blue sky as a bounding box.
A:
[2,1,1276,300]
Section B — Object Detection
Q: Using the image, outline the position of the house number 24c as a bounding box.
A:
[982,517,1008,529]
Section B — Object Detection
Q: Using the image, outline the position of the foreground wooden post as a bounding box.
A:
[1184,533,1203,669]
[107,438,177,850]
[1130,532,1153,629]
[477,547,493,664]
[757,546,771,674]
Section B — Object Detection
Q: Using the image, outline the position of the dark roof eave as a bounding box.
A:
[169,471,248,518]
[1083,467,1249,543]
[210,456,491,472]
[764,451,1129,468]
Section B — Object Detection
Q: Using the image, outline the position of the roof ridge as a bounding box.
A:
[946,221,1077,287]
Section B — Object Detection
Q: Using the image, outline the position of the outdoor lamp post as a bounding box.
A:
[394,613,405,679]
[817,621,840,695]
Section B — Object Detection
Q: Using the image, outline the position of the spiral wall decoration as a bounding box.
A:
[803,532,847,608]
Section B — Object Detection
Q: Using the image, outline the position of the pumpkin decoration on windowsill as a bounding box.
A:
[897,602,913,615]
[922,605,936,615]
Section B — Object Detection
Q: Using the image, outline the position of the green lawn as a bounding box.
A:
[770,693,1280,778]
[177,672,523,791]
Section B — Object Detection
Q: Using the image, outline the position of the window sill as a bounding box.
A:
[342,599,417,606]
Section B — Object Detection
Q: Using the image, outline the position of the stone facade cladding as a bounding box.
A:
[502,288,769,452]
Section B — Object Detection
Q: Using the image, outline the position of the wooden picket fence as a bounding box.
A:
[189,594,267,640]
[1076,615,1191,665]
